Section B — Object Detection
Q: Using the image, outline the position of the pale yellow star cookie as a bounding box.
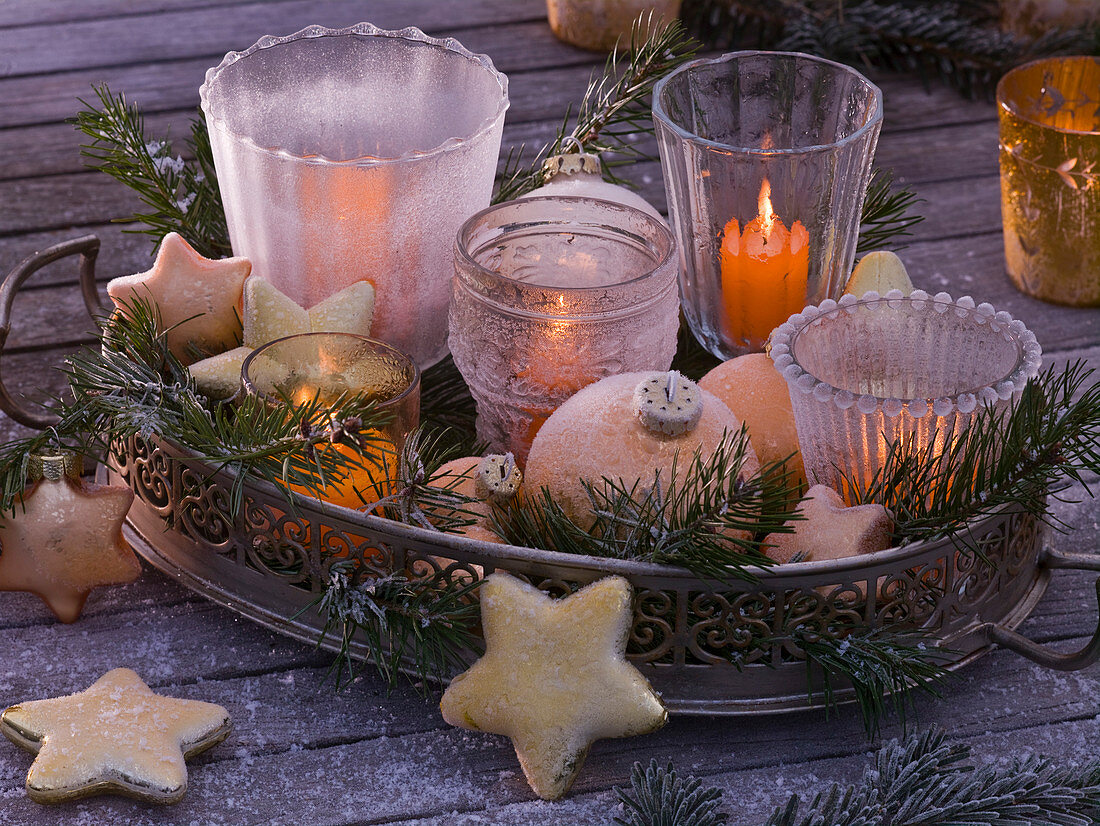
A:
[189,276,375,399]
[763,484,893,564]
[106,232,250,362]
[1,668,230,804]
[441,572,667,800]
[0,474,139,623]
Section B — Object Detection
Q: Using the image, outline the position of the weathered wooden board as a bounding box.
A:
[0,1,1096,824]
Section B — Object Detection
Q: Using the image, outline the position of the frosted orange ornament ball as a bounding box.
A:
[699,353,805,489]
[524,371,759,528]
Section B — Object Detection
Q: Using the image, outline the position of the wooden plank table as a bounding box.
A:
[0,2,1097,824]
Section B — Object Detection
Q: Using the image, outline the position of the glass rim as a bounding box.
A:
[240,332,421,409]
[454,195,677,297]
[997,55,1100,137]
[199,22,510,166]
[768,290,1042,414]
[651,50,884,156]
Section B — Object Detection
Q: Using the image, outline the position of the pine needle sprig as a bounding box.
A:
[494,16,698,203]
[617,728,1100,826]
[681,0,1100,99]
[853,361,1100,545]
[856,168,925,255]
[786,627,951,739]
[313,559,483,690]
[72,85,231,258]
[615,760,728,826]
[493,430,795,584]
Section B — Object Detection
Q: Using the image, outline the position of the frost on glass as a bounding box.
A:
[448,197,680,463]
[769,291,1042,501]
[653,51,883,359]
[998,56,1100,307]
[200,24,510,368]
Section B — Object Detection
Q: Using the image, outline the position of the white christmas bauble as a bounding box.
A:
[519,149,667,225]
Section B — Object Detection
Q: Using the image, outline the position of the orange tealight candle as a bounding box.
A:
[719,179,809,351]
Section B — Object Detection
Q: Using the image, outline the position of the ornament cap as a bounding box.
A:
[541,138,601,182]
[474,453,523,501]
[633,372,704,437]
[27,451,83,483]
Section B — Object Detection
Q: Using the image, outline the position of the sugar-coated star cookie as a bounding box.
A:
[106,233,249,362]
[189,276,375,399]
[0,474,139,623]
[441,573,667,800]
[1,668,230,804]
[763,484,893,564]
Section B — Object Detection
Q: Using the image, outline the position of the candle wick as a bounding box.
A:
[665,371,680,403]
[502,451,516,481]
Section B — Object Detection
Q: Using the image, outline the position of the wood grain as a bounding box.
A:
[0,1,1096,824]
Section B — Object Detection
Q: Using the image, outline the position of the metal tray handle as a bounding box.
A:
[987,547,1100,671]
[0,236,103,429]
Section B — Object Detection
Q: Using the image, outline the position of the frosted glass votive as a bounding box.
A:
[201,24,509,368]
[769,291,1042,501]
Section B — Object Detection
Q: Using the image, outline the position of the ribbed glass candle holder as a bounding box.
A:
[769,290,1042,501]
[653,51,882,359]
[201,23,509,368]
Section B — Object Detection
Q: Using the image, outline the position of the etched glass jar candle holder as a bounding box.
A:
[998,56,1100,307]
[769,291,1042,501]
[449,196,679,463]
[653,51,883,359]
[241,332,420,453]
[200,24,510,368]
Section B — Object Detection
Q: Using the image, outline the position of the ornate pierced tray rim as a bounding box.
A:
[145,436,1026,585]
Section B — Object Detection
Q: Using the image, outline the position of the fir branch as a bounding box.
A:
[856,168,925,254]
[680,0,1100,99]
[314,560,483,689]
[494,16,698,202]
[615,760,728,826]
[853,361,1100,545]
[72,84,230,257]
[617,728,1100,826]
[493,429,795,584]
[419,356,480,456]
[786,627,951,739]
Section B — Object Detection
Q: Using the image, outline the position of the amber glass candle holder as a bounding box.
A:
[449,196,679,463]
[201,24,509,368]
[653,51,883,359]
[998,56,1100,307]
[769,290,1042,502]
[242,332,420,449]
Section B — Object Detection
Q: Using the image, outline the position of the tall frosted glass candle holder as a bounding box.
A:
[653,51,882,359]
[999,56,1100,307]
[449,196,679,463]
[769,291,1042,502]
[200,24,509,368]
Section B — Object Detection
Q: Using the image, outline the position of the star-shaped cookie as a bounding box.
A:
[107,232,250,362]
[440,573,667,800]
[0,476,140,622]
[1,668,230,804]
[763,484,893,564]
[188,275,375,399]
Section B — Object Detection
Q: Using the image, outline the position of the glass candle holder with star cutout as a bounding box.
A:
[449,196,678,463]
[998,56,1100,307]
[241,332,420,509]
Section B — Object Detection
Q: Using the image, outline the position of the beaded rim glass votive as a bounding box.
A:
[769,290,1042,501]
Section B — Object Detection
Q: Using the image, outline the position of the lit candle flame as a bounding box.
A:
[758,179,775,242]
